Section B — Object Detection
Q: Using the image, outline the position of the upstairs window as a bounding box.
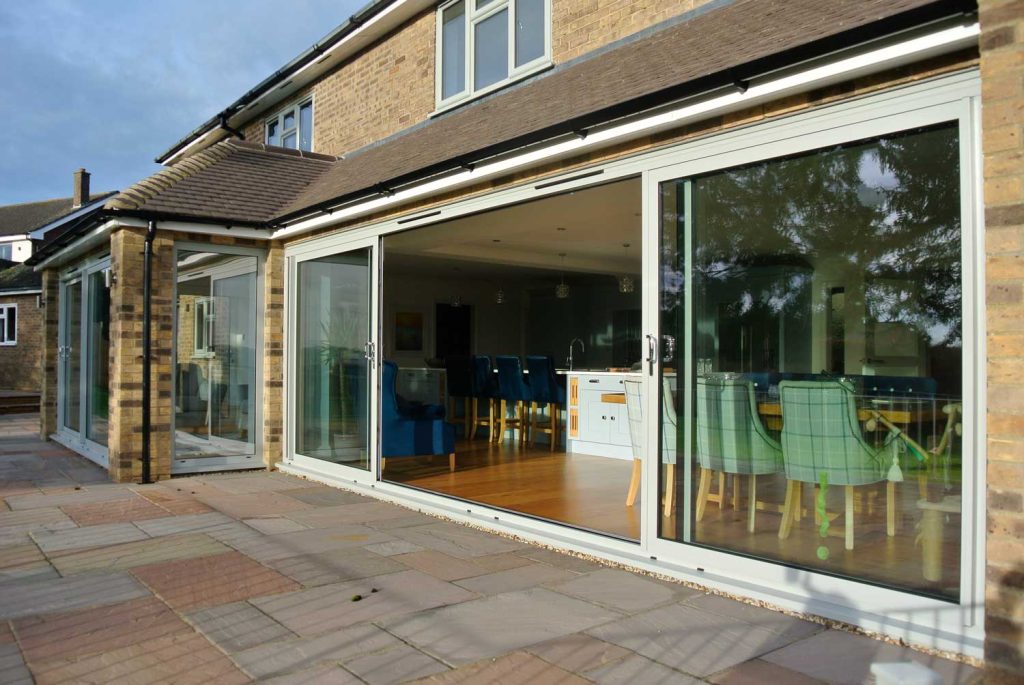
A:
[266,99,313,151]
[0,305,16,345]
[437,0,550,109]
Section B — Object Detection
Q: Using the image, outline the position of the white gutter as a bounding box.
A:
[272,20,980,241]
[27,196,112,241]
[33,220,121,271]
[161,0,434,166]
[0,235,29,243]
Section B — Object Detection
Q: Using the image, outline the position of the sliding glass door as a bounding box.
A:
[173,246,262,473]
[57,259,111,466]
[289,237,378,480]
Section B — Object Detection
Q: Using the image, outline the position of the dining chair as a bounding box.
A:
[469,355,497,440]
[525,355,565,451]
[444,355,474,438]
[623,378,678,517]
[494,356,532,446]
[695,377,783,532]
[777,379,897,550]
[381,361,456,473]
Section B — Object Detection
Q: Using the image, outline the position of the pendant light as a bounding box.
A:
[494,287,505,304]
[555,253,570,299]
[618,243,635,294]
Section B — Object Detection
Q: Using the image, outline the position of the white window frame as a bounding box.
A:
[0,304,16,345]
[435,0,552,112]
[265,97,314,151]
[192,295,213,358]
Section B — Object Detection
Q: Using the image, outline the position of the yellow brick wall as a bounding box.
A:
[0,292,44,393]
[39,270,59,437]
[980,0,1024,680]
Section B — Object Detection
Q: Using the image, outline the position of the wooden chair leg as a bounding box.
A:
[747,474,757,533]
[529,402,538,447]
[464,398,471,438]
[550,404,558,452]
[793,481,802,522]
[731,474,739,510]
[718,472,726,510]
[886,480,896,536]
[380,458,386,473]
[626,458,641,506]
[696,467,712,521]
[498,399,507,443]
[845,485,855,551]
[779,480,796,540]
[449,453,456,473]
[488,399,495,442]
[663,463,676,517]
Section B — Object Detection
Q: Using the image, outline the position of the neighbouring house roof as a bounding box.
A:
[0,192,116,238]
[277,0,972,222]
[105,140,336,225]
[0,261,41,293]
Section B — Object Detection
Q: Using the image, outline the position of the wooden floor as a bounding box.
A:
[384,439,961,599]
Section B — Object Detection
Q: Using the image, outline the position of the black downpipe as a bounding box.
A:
[141,220,156,484]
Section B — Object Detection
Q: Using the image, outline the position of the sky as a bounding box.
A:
[0,0,363,205]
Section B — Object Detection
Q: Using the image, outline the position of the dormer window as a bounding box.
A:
[436,0,550,110]
[266,99,313,151]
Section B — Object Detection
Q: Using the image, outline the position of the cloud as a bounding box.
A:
[0,0,361,204]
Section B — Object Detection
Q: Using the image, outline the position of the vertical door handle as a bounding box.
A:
[646,334,657,376]
[364,341,376,368]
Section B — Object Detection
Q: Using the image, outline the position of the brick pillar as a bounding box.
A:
[38,269,59,439]
[263,242,285,469]
[108,227,175,483]
[980,0,1024,680]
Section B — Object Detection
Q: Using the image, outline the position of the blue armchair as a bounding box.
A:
[381,361,456,472]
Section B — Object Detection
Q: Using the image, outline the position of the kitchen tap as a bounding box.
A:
[567,337,585,370]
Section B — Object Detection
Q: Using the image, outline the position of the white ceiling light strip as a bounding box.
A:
[273,20,978,241]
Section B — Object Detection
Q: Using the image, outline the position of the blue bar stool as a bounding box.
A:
[443,355,474,438]
[525,355,565,451]
[495,356,532,447]
[469,355,497,440]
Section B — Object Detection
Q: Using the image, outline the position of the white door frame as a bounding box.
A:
[284,233,381,487]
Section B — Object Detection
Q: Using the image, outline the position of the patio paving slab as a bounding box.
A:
[344,643,450,684]
[259,664,364,684]
[585,653,704,685]
[760,628,984,684]
[391,549,492,582]
[0,643,32,685]
[408,650,588,685]
[390,522,525,558]
[32,630,250,685]
[707,657,827,685]
[186,601,296,653]
[3,488,134,511]
[287,501,421,528]
[50,532,229,575]
[61,495,170,525]
[0,572,150,620]
[132,511,235,537]
[252,569,477,636]
[363,539,425,556]
[279,486,370,507]
[549,568,687,614]
[199,491,313,518]
[231,622,401,679]
[0,562,59,583]
[249,525,393,561]
[13,596,191,667]
[0,543,45,569]
[0,508,76,536]
[453,560,578,595]
[587,601,823,677]
[244,516,308,534]
[516,546,605,573]
[267,546,406,587]
[131,550,301,611]
[524,633,632,673]
[383,587,622,665]
[31,521,148,554]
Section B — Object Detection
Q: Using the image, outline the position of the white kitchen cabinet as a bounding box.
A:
[565,371,639,460]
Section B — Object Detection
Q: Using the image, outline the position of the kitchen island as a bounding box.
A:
[565,370,641,459]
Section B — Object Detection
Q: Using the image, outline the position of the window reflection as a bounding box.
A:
[660,123,963,600]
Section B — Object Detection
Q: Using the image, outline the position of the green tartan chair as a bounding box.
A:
[777,379,897,550]
[696,377,783,532]
[623,379,678,516]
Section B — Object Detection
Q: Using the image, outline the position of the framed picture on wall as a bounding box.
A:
[394,311,424,351]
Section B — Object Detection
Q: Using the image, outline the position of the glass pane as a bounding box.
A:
[0,244,11,260]
[475,0,499,9]
[267,120,279,146]
[299,102,313,151]
[296,250,371,470]
[474,8,508,90]
[5,307,14,342]
[659,123,963,600]
[283,110,295,130]
[86,271,110,445]
[441,1,466,99]
[62,281,82,433]
[515,0,544,67]
[282,132,297,149]
[175,251,258,461]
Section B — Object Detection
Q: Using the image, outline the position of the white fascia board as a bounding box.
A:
[32,220,120,271]
[272,21,980,241]
[0,290,42,296]
[28,197,110,241]
[161,0,434,166]
[0,235,29,243]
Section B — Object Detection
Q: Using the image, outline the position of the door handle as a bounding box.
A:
[645,334,657,376]
[364,341,376,368]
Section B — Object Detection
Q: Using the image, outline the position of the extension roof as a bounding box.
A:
[107,0,971,230]
[0,193,116,238]
[0,261,41,292]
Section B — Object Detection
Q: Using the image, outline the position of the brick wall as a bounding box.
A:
[980,0,1024,680]
[39,270,58,437]
[263,242,285,469]
[0,292,43,393]
[238,1,715,158]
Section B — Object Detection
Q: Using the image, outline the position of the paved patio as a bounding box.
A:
[0,414,983,684]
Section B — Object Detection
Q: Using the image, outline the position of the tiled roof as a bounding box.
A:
[0,261,42,291]
[105,140,336,225]
[276,0,966,221]
[0,193,115,237]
